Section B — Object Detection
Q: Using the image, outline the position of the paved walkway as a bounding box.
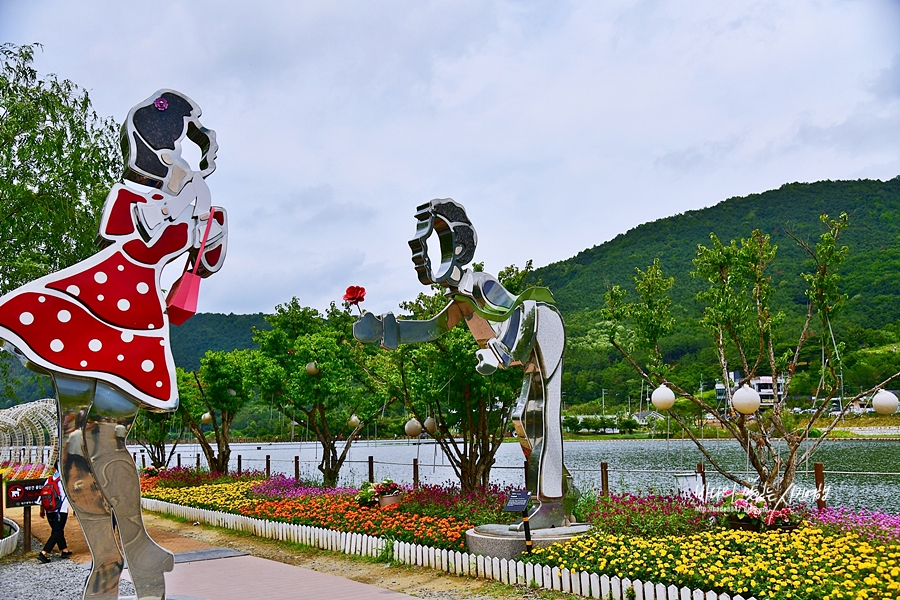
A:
[122,554,412,600]
[9,506,412,600]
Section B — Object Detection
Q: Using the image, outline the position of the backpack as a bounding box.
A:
[40,477,62,513]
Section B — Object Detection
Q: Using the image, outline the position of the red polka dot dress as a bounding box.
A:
[0,184,197,410]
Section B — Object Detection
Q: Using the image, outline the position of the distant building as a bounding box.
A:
[715,372,785,409]
[631,410,664,426]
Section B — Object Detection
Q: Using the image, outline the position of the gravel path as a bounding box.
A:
[0,534,135,600]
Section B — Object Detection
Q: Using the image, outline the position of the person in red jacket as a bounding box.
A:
[0,90,227,600]
[37,467,71,563]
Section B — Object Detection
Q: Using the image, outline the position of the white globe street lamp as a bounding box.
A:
[873,389,899,415]
[201,412,213,425]
[651,385,676,411]
[423,416,437,435]
[732,384,761,415]
[405,418,423,437]
[305,361,319,376]
[348,414,361,429]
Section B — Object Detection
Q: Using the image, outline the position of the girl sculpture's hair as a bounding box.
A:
[120,89,217,188]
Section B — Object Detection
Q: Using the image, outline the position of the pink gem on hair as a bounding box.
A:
[153,97,168,111]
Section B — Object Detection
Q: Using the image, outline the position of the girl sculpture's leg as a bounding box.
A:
[55,375,174,600]
[55,376,124,600]
[83,381,174,600]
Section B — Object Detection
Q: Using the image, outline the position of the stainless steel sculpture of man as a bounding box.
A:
[353,199,573,529]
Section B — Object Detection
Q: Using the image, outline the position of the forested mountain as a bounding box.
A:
[529,177,900,407]
[535,178,900,327]
[170,313,269,371]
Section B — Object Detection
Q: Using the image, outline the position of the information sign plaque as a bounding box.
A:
[503,489,531,512]
[5,478,44,509]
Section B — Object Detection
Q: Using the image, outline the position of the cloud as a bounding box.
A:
[2,0,899,315]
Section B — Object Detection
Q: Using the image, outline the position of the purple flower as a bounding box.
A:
[154,96,168,111]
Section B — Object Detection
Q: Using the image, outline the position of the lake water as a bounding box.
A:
[165,437,900,513]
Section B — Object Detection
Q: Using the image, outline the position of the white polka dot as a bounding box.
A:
[136,282,150,295]
[117,299,130,311]
[38,296,45,303]
[117,265,124,272]
[97,295,104,301]
[94,272,107,284]
[88,339,102,352]
[57,310,71,323]
[121,332,134,343]
[50,339,64,352]
[141,360,154,372]
[80,360,88,367]
[159,340,165,346]
[117,354,124,361]
[66,285,80,296]
[148,324,155,330]
[19,312,34,325]
[156,381,163,388]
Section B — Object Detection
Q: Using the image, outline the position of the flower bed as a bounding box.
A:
[142,472,473,550]
[395,482,520,525]
[809,507,900,545]
[241,496,470,550]
[526,526,900,600]
[0,461,51,481]
[574,491,712,537]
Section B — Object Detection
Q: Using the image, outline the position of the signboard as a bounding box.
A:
[5,478,45,509]
[503,489,531,512]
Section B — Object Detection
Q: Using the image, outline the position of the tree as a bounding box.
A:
[0,43,119,401]
[618,417,639,435]
[177,349,255,473]
[562,415,582,434]
[130,410,184,469]
[254,299,379,487]
[0,43,119,294]
[603,214,900,505]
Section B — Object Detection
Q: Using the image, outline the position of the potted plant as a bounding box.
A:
[354,481,377,507]
[720,489,766,532]
[354,478,406,507]
[763,505,804,532]
[374,478,405,507]
[720,489,804,533]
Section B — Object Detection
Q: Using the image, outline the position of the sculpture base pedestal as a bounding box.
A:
[466,523,591,560]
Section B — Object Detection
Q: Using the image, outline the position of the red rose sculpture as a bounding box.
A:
[343,286,366,306]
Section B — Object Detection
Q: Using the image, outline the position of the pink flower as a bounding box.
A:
[154,96,168,111]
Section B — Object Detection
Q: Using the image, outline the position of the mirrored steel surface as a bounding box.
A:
[353,199,572,529]
[0,89,224,600]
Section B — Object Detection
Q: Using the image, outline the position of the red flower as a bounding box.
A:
[343,286,366,306]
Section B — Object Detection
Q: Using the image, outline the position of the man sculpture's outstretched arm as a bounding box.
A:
[353,299,472,350]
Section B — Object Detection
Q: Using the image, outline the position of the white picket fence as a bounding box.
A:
[142,498,756,600]
[1,517,21,558]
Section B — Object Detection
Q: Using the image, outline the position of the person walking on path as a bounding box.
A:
[38,469,72,562]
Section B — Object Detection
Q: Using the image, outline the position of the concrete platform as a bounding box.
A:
[466,523,592,560]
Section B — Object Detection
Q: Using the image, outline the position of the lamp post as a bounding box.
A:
[601,389,608,416]
[731,384,760,478]
[651,384,676,462]
[873,389,899,415]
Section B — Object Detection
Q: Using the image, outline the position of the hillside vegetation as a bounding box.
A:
[530,177,900,408]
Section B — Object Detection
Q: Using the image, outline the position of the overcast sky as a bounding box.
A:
[3,1,899,316]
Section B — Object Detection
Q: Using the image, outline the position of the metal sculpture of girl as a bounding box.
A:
[0,90,228,600]
[353,199,573,529]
